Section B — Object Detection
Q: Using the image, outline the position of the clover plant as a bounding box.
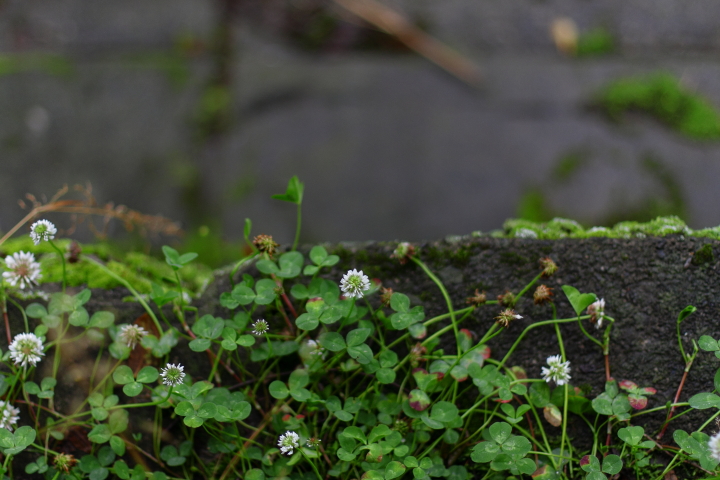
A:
[0,177,718,480]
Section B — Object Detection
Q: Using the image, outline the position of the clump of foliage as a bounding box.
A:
[597,73,720,140]
[2,178,720,480]
[576,28,615,57]
[491,215,720,241]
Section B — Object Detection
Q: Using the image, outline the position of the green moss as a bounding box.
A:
[553,151,587,182]
[597,73,720,140]
[691,244,715,266]
[122,52,190,88]
[516,189,553,223]
[576,28,615,57]
[496,215,720,240]
[499,251,530,266]
[0,53,73,77]
[454,246,473,264]
[0,237,212,294]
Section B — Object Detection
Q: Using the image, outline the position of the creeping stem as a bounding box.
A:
[410,257,461,358]
[84,256,163,334]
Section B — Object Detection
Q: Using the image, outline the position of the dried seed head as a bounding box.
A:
[539,257,558,277]
[495,309,522,328]
[54,453,76,473]
[466,289,487,306]
[497,290,516,307]
[253,234,279,256]
[306,437,321,448]
[380,287,394,307]
[533,285,554,305]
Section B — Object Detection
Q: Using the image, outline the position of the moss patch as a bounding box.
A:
[576,27,615,57]
[597,73,720,140]
[691,244,715,266]
[483,215,720,240]
[0,237,212,294]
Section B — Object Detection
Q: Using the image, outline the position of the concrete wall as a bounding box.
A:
[2,0,720,245]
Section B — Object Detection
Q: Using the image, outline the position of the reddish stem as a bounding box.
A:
[3,306,10,345]
[604,353,611,382]
[657,363,691,440]
[280,291,298,319]
[277,301,295,335]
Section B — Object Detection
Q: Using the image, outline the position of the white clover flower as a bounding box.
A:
[306,437,321,448]
[2,251,42,289]
[278,431,300,455]
[174,291,192,306]
[118,324,149,349]
[340,269,371,299]
[9,332,45,367]
[541,355,571,386]
[709,431,720,462]
[307,339,325,356]
[251,319,269,336]
[11,289,50,302]
[587,298,605,329]
[160,363,185,387]
[0,401,20,431]
[29,220,57,245]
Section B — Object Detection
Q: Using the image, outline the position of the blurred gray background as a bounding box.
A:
[2,0,720,253]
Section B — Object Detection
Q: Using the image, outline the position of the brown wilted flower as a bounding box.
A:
[495,309,522,328]
[54,453,76,473]
[67,240,82,263]
[539,257,558,277]
[587,298,605,329]
[253,234,279,257]
[391,242,416,264]
[466,289,487,306]
[380,287,394,307]
[533,285,553,305]
[409,343,427,367]
[497,290,516,307]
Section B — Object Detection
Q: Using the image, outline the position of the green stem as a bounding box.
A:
[385,306,476,351]
[209,347,224,383]
[110,386,174,409]
[554,323,568,468]
[6,296,29,333]
[410,257,460,357]
[498,316,591,368]
[48,240,66,293]
[292,202,302,251]
[514,272,542,303]
[229,253,257,287]
[84,256,163,334]
[696,408,720,433]
[300,450,323,480]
